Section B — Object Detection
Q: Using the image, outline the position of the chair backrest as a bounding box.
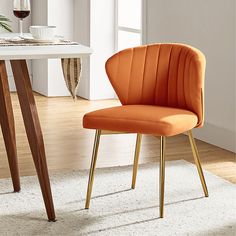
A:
[105,43,206,127]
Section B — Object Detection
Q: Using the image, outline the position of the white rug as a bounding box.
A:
[0,160,235,236]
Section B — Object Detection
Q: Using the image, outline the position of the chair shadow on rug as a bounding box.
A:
[0,191,15,196]
[72,197,206,235]
[1,209,235,235]
[73,196,205,216]
[83,43,209,218]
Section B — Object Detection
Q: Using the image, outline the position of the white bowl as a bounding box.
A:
[29,26,56,40]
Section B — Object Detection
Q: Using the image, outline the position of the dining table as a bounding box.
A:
[0,34,92,221]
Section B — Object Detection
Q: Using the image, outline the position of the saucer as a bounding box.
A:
[20,35,60,43]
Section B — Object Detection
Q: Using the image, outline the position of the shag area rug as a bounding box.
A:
[0,160,235,236]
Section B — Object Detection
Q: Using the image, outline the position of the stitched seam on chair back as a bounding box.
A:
[127,48,134,104]
[166,45,174,105]
[140,46,148,104]
[153,45,161,105]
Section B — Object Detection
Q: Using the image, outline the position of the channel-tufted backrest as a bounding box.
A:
[105,43,206,127]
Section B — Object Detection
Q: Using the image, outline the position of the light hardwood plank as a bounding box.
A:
[0,93,235,183]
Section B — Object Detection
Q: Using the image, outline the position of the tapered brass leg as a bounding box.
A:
[131,134,142,189]
[188,130,209,197]
[85,130,101,209]
[159,136,166,218]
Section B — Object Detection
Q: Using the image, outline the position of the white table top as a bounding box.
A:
[0,34,92,60]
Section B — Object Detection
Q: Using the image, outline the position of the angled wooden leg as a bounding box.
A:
[0,60,20,192]
[159,136,166,218]
[131,134,142,189]
[188,130,209,197]
[85,130,101,209]
[10,60,55,221]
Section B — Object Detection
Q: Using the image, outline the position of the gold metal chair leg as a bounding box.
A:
[85,130,101,209]
[131,134,142,189]
[159,136,166,218]
[188,130,209,197]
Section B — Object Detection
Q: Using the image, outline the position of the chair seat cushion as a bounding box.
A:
[83,105,198,136]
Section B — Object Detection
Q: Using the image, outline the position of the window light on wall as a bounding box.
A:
[116,0,143,51]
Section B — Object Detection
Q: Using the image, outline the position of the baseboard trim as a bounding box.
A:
[193,122,236,153]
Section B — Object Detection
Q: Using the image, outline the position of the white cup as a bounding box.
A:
[29,26,56,40]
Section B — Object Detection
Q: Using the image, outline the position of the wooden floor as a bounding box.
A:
[0,93,235,184]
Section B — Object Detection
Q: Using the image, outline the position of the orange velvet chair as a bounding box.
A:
[83,43,208,218]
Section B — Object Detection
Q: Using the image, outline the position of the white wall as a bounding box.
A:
[47,0,74,96]
[31,0,48,95]
[89,0,115,100]
[74,0,90,98]
[147,0,236,153]
[74,0,115,100]
[31,0,74,96]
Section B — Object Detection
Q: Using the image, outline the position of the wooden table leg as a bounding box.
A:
[0,60,20,192]
[10,60,56,221]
